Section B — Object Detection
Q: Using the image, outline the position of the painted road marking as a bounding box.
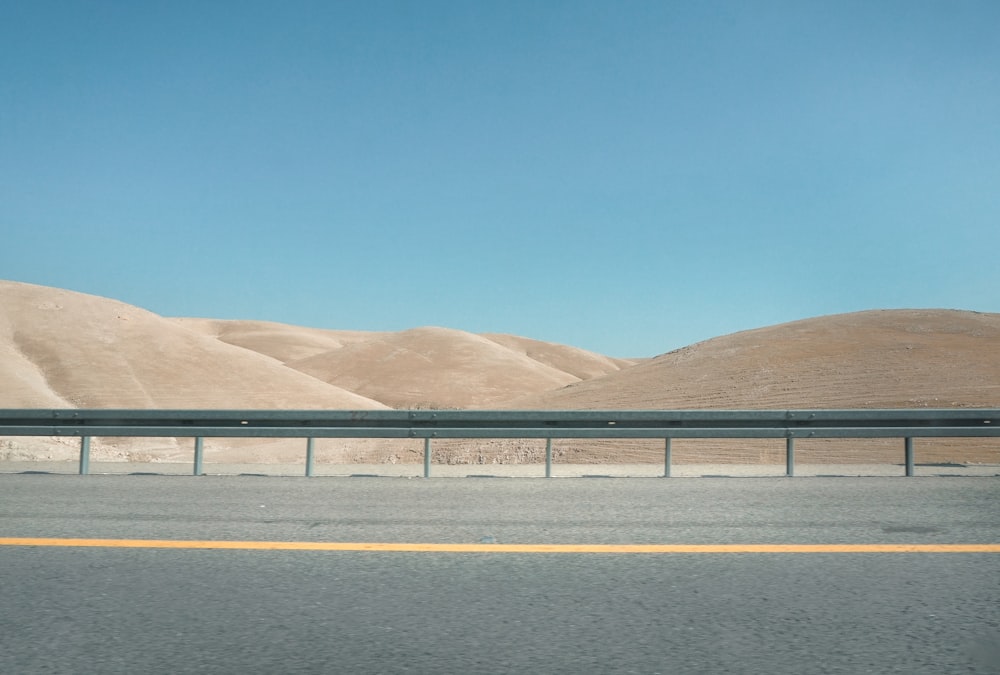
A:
[1,538,999,553]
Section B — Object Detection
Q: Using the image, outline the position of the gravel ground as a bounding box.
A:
[2,460,997,477]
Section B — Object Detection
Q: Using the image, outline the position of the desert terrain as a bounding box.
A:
[1,279,997,466]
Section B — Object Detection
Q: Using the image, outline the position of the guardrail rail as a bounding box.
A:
[1,408,996,477]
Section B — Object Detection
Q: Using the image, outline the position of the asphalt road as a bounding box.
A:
[1,475,998,674]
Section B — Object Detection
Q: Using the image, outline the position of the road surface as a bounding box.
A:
[1,475,998,674]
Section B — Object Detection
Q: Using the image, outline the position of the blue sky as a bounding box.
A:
[2,1,998,357]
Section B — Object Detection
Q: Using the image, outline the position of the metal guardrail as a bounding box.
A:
[1,408,997,477]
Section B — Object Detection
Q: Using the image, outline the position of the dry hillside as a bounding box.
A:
[174,322,632,409]
[1,280,997,466]
[504,309,1000,466]
[282,327,589,409]
[0,281,631,462]
[0,281,384,410]
[173,318,376,364]
[480,333,634,381]
[0,281,627,411]
[511,309,1000,410]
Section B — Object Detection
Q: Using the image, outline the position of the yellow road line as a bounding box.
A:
[1,538,999,553]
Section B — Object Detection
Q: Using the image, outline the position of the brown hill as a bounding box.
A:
[480,333,635,381]
[0,280,635,464]
[284,327,591,408]
[509,309,1000,410]
[172,318,375,364]
[498,309,1000,467]
[1,281,629,411]
[174,321,632,408]
[2,281,996,466]
[0,280,385,409]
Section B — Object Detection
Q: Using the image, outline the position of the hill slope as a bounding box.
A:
[0,281,386,409]
[171,318,375,364]
[510,310,1000,410]
[284,327,586,408]
[495,309,1000,466]
[1,281,629,410]
[175,320,633,409]
[2,282,997,466]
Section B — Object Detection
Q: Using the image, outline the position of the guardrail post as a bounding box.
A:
[905,437,914,477]
[79,436,90,475]
[785,437,795,477]
[545,438,553,478]
[423,438,432,478]
[305,437,315,477]
[663,437,672,478]
[193,437,204,476]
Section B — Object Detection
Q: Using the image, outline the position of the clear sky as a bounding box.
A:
[2,1,998,357]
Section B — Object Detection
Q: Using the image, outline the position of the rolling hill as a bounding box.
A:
[1,280,997,465]
[0,280,631,410]
[510,309,1000,410]
[176,320,631,409]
